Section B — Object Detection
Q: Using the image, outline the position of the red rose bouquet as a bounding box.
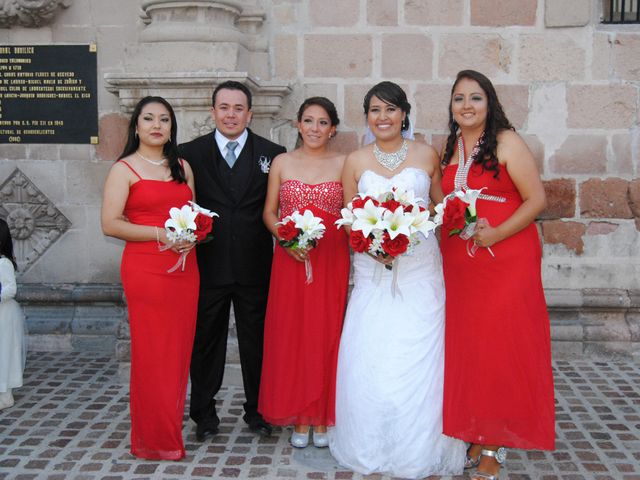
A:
[434,188,494,257]
[162,201,218,272]
[336,187,437,269]
[276,209,326,283]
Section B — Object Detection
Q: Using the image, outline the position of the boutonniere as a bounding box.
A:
[258,156,271,174]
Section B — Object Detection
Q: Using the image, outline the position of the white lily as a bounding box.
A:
[455,187,486,217]
[293,210,325,238]
[165,205,198,234]
[188,201,219,218]
[433,200,446,226]
[409,206,437,237]
[352,199,388,238]
[383,205,413,240]
[335,207,355,228]
[392,187,423,206]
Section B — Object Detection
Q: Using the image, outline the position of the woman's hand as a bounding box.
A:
[284,245,308,263]
[472,219,502,248]
[172,240,196,255]
[156,227,195,254]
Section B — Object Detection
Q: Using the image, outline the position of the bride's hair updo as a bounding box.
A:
[363,81,411,132]
[442,70,513,178]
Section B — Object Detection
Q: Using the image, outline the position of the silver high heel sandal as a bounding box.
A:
[464,445,480,469]
[472,447,506,480]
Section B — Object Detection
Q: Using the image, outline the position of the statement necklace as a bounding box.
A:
[373,140,408,171]
[136,151,166,166]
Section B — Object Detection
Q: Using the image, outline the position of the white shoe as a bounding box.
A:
[290,429,310,448]
[0,390,14,410]
[312,430,328,448]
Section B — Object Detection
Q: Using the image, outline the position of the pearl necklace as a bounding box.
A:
[136,151,166,166]
[373,140,408,171]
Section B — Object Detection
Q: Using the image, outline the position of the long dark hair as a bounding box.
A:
[119,96,185,183]
[0,219,17,270]
[363,81,411,132]
[442,70,514,178]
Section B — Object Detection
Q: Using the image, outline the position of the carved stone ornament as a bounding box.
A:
[0,0,72,28]
[0,168,71,272]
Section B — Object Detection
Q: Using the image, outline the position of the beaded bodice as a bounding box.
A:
[279,180,343,218]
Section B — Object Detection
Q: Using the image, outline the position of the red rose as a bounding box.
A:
[194,213,214,241]
[381,231,409,257]
[442,197,467,233]
[349,230,372,253]
[363,196,380,206]
[381,199,402,212]
[351,196,367,209]
[277,220,299,242]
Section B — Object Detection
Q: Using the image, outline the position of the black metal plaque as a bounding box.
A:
[0,44,98,144]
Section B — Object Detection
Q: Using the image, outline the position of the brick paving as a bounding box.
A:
[0,353,639,479]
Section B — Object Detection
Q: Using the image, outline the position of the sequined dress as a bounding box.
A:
[258,180,349,426]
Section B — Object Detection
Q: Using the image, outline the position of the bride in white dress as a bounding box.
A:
[329,82,465,479]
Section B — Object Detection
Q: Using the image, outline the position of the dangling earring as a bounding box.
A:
[401,118,408,130]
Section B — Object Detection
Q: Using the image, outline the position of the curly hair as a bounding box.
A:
[441,70,514,178]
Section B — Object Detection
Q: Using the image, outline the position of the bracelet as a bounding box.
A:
[155,226,161,246]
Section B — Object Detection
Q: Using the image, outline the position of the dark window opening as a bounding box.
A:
[602,0,640,23]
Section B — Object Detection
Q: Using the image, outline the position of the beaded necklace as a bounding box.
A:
[454,133,506,203]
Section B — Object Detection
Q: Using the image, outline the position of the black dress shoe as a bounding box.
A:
[247,417,272,437]
[195,419,219,442]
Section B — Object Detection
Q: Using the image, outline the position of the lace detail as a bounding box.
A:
[280,180,343,217]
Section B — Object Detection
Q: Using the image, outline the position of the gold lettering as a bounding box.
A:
[13,47,34,54]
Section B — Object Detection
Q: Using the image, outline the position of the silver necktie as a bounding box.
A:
[225,141,239,168]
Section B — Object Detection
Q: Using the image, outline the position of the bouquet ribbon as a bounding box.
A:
[372,256,403,299]
[304,257,313,285]
[459,219,495,259]
[159,244,190,272]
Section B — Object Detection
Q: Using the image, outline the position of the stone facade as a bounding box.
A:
[0,0,639,364]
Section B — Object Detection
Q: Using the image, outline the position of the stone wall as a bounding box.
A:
[266,0,640,360]
[0,0,638,361]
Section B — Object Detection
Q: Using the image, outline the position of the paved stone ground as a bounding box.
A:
[0,353,639,480]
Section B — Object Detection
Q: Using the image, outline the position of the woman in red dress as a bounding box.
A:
[101,96,198,460]
[440,70,555,480]
[258,97,349,448]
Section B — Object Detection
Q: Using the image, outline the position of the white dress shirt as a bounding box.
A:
[215,129,248,161]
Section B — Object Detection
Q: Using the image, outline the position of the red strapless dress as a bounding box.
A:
[259,180,350,426]
[119,161,199,460]
[441,162,555,450]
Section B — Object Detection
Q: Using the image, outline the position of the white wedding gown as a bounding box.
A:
[329,168,465,479]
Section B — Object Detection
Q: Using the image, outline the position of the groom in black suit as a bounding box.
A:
[179,81,286,441]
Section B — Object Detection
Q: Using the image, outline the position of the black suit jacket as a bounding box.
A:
[179,129,286,288]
